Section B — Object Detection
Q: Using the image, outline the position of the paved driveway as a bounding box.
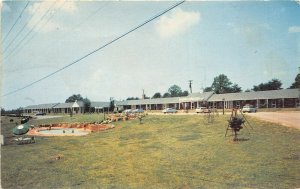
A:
[246,111,300,130]
[34,115,63,120]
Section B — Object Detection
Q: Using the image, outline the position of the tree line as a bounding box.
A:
[3,73,298,112]
[203,73,299,94]
[127,84,189,100]
[128,73,299,100]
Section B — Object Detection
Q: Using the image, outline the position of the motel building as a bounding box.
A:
[24,89,299,114]
[24,101,109,114]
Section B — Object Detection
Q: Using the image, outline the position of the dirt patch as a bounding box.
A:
[246,111,300,130]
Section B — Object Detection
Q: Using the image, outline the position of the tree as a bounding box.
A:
[82,98,91,113]
[211,74,232,94]
[204,87,213,92]
[289,73,300,89]
[127,97,139,100]
[65,94,83,103]
[109,97,115,112]
[16,107,23,116]
[180,90,189,96]
[168,85,183,97]
[163,92,171,98]
[252,79,282,91]
[227,84,242,93]
[1,108,5,115]
[152,92,162,99]
[210,74,242,94]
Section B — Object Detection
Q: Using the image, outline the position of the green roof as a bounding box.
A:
[209,89,299,101]
[90,101,110,108]
[24,103,59,110]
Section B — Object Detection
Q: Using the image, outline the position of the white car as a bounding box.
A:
[123,109,133,114]
[162,108,177,114]
[132,108,144,113]
[195,107,210,113]
[242,105,257,113]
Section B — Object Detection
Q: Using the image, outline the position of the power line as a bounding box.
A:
[2,1,30,43]
[188,80,193,93]
[3,1,185,97]
[4,1,108,61]
[3,1,57,59]
[4,1,62,61]
[72,2,109,30]
[2,2,43,54]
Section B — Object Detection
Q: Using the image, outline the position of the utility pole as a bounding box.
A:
[188,80,193,94]
[223,98,225,115]
[109,97,114,113]
[142,89,145,99]
[298,67,300,108]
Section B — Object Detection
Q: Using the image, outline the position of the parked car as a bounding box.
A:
[35,112,46,116]
[162,108,177,114]
[132,108,144,113]
[123,109,133,114]
[242,105,257,113]
[195,107,211,113]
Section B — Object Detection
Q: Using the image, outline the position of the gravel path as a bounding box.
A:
[246,111,300,130]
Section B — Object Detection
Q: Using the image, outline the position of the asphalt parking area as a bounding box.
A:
[246,111,300,130]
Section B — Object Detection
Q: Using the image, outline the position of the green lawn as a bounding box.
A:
[1,114,299,188]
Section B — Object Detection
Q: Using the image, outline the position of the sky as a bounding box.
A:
[1,0,300,109]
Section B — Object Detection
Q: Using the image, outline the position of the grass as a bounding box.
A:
[1,114,300,188]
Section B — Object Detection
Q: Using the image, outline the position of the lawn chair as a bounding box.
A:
[14,136,35,145]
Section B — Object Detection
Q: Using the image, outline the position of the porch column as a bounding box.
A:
[282,98,284,108]
[267,99,269,108]
[178,103,180,109]
[197,101,199,108]
[256,99,259,109]
[190,102,193,109]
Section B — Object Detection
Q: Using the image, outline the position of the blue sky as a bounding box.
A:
[1,1,300,109]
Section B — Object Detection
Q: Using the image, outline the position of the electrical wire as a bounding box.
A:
[2,1,30,43]
[4,1,62,61]
[2,2,43,53]
[3,1,185,97]
[4,1,108,61]
[3,1,57,59]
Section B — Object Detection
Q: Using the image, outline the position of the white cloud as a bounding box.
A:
[155,8,200,38]
[26,1,77,33]
[1,1,11,12]
[58,1,77,12]
[288,26,300,33]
